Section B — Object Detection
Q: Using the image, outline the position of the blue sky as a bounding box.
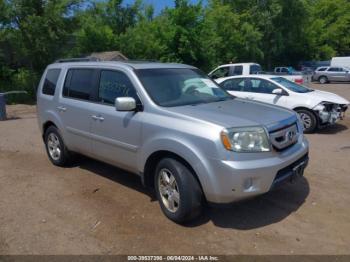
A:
[123,0,205,14]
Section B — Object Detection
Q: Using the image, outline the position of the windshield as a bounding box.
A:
[136,68,233,107]
[271,77,313,93]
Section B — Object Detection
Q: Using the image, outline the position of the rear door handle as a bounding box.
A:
[57,106,67,112]
[91,115,104,122]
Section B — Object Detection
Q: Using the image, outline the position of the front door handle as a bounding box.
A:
[91,115,104,122]
[57,106,67,112]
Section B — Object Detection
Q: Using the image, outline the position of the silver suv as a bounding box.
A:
[37,60,309,223]
[313,66,350,83]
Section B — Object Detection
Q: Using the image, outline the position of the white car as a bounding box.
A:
[216,75,349,133]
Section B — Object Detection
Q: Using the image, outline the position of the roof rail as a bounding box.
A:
[55,57,101,63]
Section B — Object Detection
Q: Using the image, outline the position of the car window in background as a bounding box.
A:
[328,67,340,72]
[210,67,230,79]
[246,78,278,94]
[42,69,61,96]
[232,66,243,75]
[136,68,232,107]
[98,70,137,105]
[250,64,262,74]
[317,67,327,71]
[220,78,245,91]
[271,77,313,93]
[63,69,95,100]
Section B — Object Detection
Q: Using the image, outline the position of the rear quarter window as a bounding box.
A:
[42,69,61,96]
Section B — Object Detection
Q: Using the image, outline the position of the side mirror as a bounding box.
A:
[272,88,284,95]
[115,97,136,111]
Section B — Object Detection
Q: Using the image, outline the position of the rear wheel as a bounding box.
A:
[44,126,71,166]
[154,158,203,223]
[296,109,317,133]
[319,76,328,84]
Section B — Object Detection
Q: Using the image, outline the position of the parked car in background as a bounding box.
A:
[331,56,350,68]
[37,59,309,223]
[208,63,262,79]
[216,75,349,133]
[209,63,304,84]
[312,66,350,84]
[274,67,299,75]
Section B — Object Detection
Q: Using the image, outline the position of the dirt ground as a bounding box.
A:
[0,83,349,255]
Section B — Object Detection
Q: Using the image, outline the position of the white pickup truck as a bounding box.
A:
[209,63,304,84]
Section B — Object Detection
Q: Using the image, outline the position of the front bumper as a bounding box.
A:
[202,136,309,204]
[317,104,348,126]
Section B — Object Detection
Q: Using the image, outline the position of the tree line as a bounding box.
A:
[0,0,349,102]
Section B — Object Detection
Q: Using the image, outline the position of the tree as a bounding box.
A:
[306,0,350,60]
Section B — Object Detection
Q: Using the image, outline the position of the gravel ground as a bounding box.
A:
[0,83,349,255]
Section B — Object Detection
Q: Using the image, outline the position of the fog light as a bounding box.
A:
[243,178,253,190]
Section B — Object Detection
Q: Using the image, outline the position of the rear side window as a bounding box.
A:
[328,67,340,72]
[220,78,245,91]
[98,70,137,105]
[232,66,243,75]
[42,69,61,96]
[63,69,95,100]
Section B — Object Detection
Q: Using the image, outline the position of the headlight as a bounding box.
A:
[313,103,326,111]
[296,113,304,133]
[220,126,270,152]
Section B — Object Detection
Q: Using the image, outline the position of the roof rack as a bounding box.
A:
[55,57,101,63]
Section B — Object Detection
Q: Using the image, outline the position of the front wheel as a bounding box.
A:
[296,109,317,133]
[154,158,203,223]
[319,76,328,84]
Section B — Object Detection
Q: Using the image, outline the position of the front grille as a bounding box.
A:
[269,123,299,151]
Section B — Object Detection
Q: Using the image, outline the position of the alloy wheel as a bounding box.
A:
[158,168,180,213]
[299,112,312,129]
[47,133,61,161]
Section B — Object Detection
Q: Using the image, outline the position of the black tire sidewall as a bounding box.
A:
[297,109,317,133]
[44,126,69,166]
[154,158,202,223]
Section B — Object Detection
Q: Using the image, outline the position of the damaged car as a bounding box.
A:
[216,75,349,133]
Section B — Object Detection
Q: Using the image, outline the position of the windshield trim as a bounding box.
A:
[270,77,313,93]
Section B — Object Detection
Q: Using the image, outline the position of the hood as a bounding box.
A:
[302,90,349,105]
[167,98,297,130]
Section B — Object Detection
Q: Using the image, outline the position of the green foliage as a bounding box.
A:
[306,0,350,60]
[0,0,349,104]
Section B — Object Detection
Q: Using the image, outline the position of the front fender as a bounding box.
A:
[139,135,218,200]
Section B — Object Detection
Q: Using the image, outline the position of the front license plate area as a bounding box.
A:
[290,161,306,182]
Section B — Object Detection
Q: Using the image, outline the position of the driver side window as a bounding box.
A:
[98,70,138,105]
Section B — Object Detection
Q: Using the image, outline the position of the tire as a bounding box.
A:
[44,126,71,166]
[319,76,328,84]
[154,158,203,223]
[296,109,317,133]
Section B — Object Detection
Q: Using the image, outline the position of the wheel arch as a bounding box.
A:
[318,75,328,81]
[42,121,57,140]
[294,106,319,129]
[143,150,206,200]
